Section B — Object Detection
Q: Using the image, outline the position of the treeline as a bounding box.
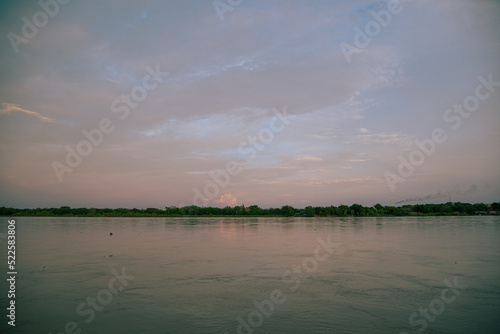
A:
[1,202,499,217]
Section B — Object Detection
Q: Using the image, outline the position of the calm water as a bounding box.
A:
[0,216,499,334]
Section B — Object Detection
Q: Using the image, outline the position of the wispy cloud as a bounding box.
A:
[0,103,57,123]
[0,0,498,208]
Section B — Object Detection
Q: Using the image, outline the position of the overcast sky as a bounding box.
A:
[1,0,499,209]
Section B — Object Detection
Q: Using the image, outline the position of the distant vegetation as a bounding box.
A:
[1,202,499,217]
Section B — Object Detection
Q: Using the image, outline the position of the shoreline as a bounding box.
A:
[2,202,498,218]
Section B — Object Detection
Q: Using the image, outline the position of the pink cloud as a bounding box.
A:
[214,193,238,207]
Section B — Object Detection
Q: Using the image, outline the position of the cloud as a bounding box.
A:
[295,155,323,162]
[0,0,499,208]
[214,193,238,207]
[0,103,58,123]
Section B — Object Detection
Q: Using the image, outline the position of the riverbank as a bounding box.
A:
[1,202,498,218]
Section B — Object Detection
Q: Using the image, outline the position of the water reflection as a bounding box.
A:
[0,216,498,333]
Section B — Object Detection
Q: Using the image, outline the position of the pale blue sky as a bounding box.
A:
[0,0,499,208]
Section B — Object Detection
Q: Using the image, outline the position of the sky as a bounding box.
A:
[0,0,499,209]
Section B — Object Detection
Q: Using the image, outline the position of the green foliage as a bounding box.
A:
[349,203,365,216]
[304,206,315,217]
[0,202,498,217]
[280,205,296,216]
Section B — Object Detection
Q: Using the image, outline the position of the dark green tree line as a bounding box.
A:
[1,202,498,217]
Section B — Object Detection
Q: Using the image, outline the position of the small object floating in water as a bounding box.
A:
[110,232,113,236]
[455,262,457,264]
[42,266,46,271]
[105,255,114,258]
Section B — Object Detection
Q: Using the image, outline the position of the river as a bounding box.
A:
[0,216,499,333]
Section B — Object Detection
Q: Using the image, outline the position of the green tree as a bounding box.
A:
[374,204,384,215]
[165,206,181,215]
[338,205,349,216]
[304,206,315,217]
[473,203,488,212]
[58,206,71,215]
[350,203,365,216]
[248,205,262,215]
[281,205,296,216]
